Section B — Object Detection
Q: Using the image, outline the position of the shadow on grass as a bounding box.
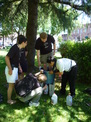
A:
[0,81,91,122]
[0,52,91,122]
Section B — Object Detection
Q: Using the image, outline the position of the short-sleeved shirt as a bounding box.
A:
[19,47,28,72]
[7,44,20,67]
[20,47,27,62]
[35,34,55,55]
[56,58,76,72]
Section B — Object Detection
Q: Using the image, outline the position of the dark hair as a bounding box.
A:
[17,35,27,44]
[52,58,57,70]
[47,57,56,63]
[47,57,58,73]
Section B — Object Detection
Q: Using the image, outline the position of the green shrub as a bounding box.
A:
[58,39,91,84]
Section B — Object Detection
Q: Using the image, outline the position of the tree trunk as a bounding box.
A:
[26,0,39,72]
[3,35,4,46]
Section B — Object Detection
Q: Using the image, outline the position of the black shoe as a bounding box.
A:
[0,98,3,103]
[71,94,75,98]
[60,90,65,95]
[0,94,3,99]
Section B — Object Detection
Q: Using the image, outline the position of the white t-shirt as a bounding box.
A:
[56,58,76,72]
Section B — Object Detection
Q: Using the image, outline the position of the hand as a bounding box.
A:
[40,69,44,73]
[43,85,47,90]
[59,74,62,77]
[19,67,23,73]
[8,68,12,75]
[59,74,62,80]
[49,71,53,74]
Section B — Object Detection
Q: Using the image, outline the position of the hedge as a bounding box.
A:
[58,39,91,84]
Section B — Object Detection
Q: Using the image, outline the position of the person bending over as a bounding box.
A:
[15,72,47,107]
[47,57,77,97]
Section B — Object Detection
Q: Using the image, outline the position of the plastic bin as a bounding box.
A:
[45,71,55,84]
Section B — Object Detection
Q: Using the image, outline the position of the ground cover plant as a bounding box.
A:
[0,49,91,122]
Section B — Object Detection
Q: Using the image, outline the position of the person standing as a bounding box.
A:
[18,47,28,80]
[5,35,27,104]
[35,32,56,70]
[48,58,77,97]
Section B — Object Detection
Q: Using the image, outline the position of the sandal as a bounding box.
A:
[7,100,16,105]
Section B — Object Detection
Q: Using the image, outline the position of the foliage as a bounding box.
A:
[0,17,12,36]
[58,39,91,83]
[0,0,91,72]
[0,0,90,36]
[37,2,79,35]
[0,0,28,36]
[58,35,62,43]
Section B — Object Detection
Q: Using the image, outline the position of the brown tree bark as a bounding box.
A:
[26,0,39,72]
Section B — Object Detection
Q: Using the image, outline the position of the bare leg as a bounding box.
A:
[7,83,16,104]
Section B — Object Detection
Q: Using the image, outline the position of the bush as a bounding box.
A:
[58,39,91,84]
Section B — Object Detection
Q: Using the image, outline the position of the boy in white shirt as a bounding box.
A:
[47,58,77,97]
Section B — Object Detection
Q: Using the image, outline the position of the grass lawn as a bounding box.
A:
[0,49,91,122]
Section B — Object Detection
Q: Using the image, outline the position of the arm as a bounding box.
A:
[18,63,23,74]
[34,72,41,77]
[5,55,12,75]
[55,71,63,80]
[25,51,28,57]
[34,70,44,77]
[37,50,41,67]
[55,72,63,75]
[49,70,63,75]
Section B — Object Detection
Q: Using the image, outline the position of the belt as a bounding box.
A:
[11,64,18,70]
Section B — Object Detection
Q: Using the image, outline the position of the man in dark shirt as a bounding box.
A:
[35,32,56,70]
[18,47,28,80]
[5,35,27,104]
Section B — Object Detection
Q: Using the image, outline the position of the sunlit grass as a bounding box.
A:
[54,51,62,58]
[0,49,8,56]
[0,49,91,122]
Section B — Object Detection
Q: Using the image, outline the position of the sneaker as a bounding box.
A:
[7,100,16,105]
[71,94,75,98]
[0,98,3,103]
[29,101,40,107]
[0,94,3,99]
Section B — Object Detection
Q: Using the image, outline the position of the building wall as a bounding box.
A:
[62,23,91,41]
[0,33,17,47]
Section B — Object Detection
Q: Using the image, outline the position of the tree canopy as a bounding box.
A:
[0,0,91,34]
[0,0,91,72]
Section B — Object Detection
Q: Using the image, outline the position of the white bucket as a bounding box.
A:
[66,94,72,106]
[51,93,58,105]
